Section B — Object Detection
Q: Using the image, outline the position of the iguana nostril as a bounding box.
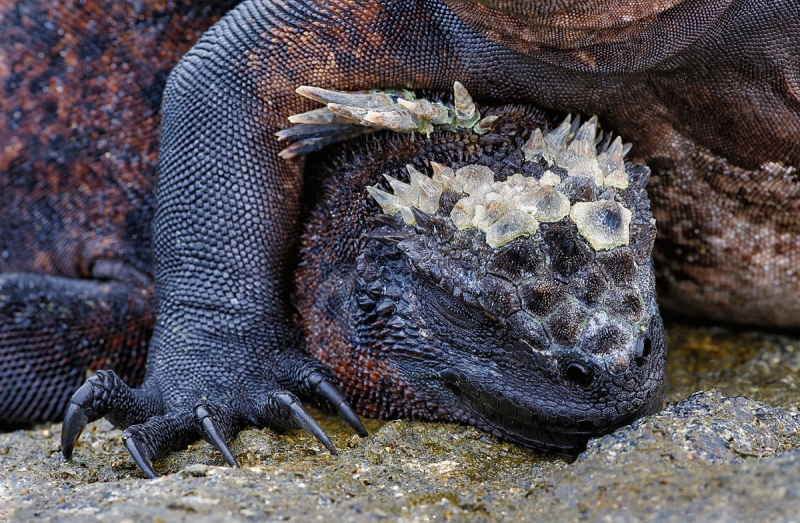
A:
[565,362,594,389]
[635,337,652,365]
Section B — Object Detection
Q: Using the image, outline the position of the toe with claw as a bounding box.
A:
[61,363,367,478]
[278,82,498,158]
[61,370,163,461]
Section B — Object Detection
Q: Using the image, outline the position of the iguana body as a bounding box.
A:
[0,0,797,476]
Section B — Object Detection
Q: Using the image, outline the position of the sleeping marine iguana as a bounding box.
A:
[0,0,798,477]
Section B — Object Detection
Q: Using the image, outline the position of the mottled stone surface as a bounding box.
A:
[2,321,800,522]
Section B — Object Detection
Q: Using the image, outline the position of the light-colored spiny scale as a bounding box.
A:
[475,115,499,134]
[514,192,538,215]
[287,107,357,125]
[473,199,510,230]
[455,165,494,194]
[572,116,598,144]
[622,143,633,156]
[450,197,476,230]
[406,164,442,214]
[397,98,453,125]
[539,170,561,186]
[430,161,462,193]
[453,81,480,128]
[557,116,604,185]
[296,86,398,109]
[485,209,539,249]
[522,128,546,162]
[325,103,423,133]
[597,136,629,189]
[383,173,420,206]
[530,186,570,222]
[362,109,424,133]
[366,186,403,215]
[504,173,530,190]
[542,116,572,163]
[399,206,417,226]
[570,200,632,251]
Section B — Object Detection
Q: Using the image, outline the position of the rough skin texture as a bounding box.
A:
[0,0,797,472]
[294,105,666,452]
[0,0,237,426]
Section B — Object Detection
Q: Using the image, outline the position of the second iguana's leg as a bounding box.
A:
[0,272,153,426]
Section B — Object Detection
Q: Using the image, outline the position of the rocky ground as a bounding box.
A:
[2,319,800,522]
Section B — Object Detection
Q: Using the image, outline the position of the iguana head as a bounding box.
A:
[351,115,666,454]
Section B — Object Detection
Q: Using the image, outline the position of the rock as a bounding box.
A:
[2,322,800,522]
[520,391,800,522]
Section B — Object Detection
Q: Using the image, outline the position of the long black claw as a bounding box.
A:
[282,396,338,456]
[316,380,368,438]
[275,123,359,141]
[61,403,89,460]
[124,434,158,479]
[59,370,164,462]
[195,405,239,468]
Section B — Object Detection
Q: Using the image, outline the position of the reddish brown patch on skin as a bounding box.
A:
[0,0,229,407]
[0,0,229,277]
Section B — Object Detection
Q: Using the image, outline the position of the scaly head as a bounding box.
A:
[354,115,666,454]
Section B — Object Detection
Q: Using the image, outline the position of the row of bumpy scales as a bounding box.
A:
[368,115,636,250]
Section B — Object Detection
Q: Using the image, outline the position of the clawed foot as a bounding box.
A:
[61,364,367,478]
[277,82,499,158]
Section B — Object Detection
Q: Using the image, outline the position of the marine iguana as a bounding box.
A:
[290,99,667,452]
[0,0,797,477]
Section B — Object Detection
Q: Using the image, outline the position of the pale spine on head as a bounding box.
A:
[368,105,637,251]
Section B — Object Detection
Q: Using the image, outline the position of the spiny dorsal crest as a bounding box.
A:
[368,115,640,251]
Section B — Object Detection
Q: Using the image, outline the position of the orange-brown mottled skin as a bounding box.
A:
[0,0,234,277]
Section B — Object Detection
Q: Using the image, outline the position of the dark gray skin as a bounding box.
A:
[53,0,798,477]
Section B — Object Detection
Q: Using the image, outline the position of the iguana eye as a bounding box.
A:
[564,361,595,389]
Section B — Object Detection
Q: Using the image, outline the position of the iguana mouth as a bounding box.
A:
[440,367,665,455]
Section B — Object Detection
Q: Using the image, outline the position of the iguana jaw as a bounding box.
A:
[443,372,666,454]
[352,251,667,454]
[437,324,668,455]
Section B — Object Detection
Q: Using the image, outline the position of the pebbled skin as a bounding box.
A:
[294,105,667,451]
[0,0,797,472]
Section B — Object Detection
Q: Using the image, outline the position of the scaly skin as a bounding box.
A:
[0,0,796,475]
[294,104,667,452]
[0,0,237,426]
